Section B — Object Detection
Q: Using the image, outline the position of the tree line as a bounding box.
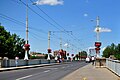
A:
[103,43,120,60]
[0,25,25,59]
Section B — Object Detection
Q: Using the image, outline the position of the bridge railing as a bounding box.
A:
[106,59,120,77]
[0,59,71,68]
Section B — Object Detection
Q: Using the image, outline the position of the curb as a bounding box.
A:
[0,63,60,72]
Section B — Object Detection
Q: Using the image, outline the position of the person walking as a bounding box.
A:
[91,56,95,65]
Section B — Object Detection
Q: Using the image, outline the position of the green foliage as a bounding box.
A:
[79,51,87,57]
[103,43,120,60]
[114,44,120,60]
[75,50,87,59]
[0,25,25,59]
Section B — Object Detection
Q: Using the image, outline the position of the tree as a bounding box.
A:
[0,25,25,59]
[78,51,87,59]
[0,26,11,57]
[103,43,116,58]
[103,43,120,60]
[114,44,120,60]
[103,46,111,58]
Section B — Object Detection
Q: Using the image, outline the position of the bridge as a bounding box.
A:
[0,59,119,80]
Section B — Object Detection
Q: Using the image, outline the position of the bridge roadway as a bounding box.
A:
[0,61,87,80]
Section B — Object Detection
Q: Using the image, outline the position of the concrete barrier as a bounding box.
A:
[1,59,58,68]
[95,58,106,67]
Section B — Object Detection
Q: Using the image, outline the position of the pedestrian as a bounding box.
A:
[15,57,19,67]
[91,56,95,65]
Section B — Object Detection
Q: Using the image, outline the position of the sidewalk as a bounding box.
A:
[60,64,120,80]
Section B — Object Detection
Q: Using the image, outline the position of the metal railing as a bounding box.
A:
[106,59,120,77]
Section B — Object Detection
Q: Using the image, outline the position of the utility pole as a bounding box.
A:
[24,0,30,61]
[47,31,51,60]
[48,31,51,49]
[66,40,70,60]
[95,16,101,58]
[51,31,72,49]
[60,32,62,49]
[96,16,100,41]
[49,31,72,60]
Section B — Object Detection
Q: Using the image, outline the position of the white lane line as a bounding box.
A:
[51,68,58,70]
[40,67,58,70]
[53,68,58,70]
[16,75,33,80]
[44,70,50,73]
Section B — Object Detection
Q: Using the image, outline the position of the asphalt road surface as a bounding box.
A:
[0,61,88,80]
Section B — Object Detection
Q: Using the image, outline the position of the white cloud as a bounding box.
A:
[84,13,88,17]
[94,27,112,32]
[34,0,64,6]
[64,43,68,47]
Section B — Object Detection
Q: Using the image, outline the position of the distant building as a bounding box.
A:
[30,52,45,59]
[53,49,66,59]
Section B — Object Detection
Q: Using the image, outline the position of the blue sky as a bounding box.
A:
[0,0,120,56]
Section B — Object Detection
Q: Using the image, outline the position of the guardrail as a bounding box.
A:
[106,59,120,77]
[0,59,70,68]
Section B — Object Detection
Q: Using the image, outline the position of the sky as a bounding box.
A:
[0,0,120,56]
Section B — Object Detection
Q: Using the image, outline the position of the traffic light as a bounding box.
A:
[95,42,101,54]
[95,42,101,47]
[95,47,100,50]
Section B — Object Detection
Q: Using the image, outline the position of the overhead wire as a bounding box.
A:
[9,0,84,51]
[30,0,79,39]
[29,0,83,49]
[19,0,62,31]
[0,13,65,50]
[19,0,80,50]
[0,13,47,34]
[30,0,66,31]
[29,31,47,41]
[0,13,25,27]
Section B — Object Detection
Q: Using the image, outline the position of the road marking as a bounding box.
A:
[41,67,58,70]
[16,75,33,80]
[53,68,58,70]
[44,70,50,73]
